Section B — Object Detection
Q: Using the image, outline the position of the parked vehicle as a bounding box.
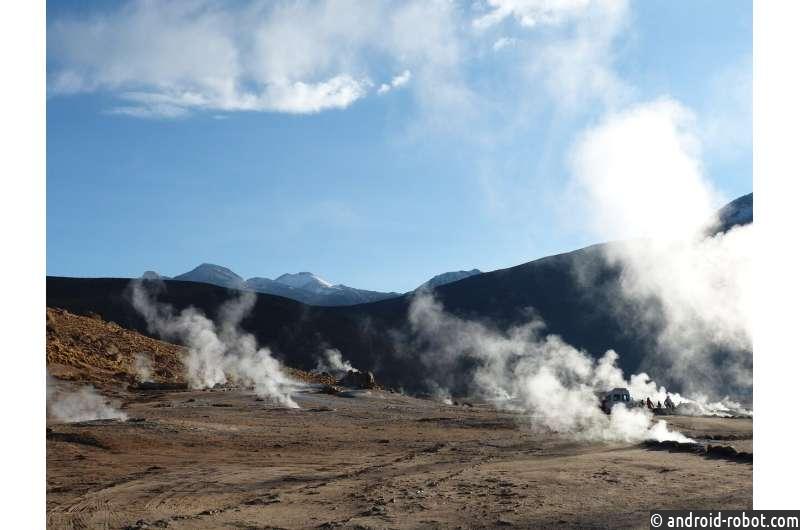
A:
[599,387,634,414]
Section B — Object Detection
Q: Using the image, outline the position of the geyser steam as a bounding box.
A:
[407,292,691,443]
[569,97,753,400]
[130,280,301,408]
[47,374,127,423]
[133,352,154,382]
[314,348,356,378]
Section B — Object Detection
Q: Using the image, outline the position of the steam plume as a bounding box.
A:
[133,352,154,382]
[47,374,127,423]
[569,98,752,401]
[314,348,355,378]
[130,280,301,408]
[407,292,691,443]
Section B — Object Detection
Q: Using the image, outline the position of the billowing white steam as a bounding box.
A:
[569,97,753,400]
[408,292,691,443]
[133,352,154,382]
[314,348,355,378]
[568,98,722,240]
[47,374,127,423]
[130,281,301,408]
[404,97,750,434]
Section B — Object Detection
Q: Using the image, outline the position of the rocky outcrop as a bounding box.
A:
[338,370,376,389]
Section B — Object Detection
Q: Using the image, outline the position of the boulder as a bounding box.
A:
[338,369,376,389]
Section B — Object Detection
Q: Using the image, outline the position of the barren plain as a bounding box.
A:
[46,308,752,529]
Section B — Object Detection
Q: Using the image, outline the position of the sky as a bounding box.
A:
[46,0,752,292]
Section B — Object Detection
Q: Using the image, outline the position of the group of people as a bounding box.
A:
[641,395,676,410]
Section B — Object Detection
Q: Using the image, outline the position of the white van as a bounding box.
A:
[600,387,633,414]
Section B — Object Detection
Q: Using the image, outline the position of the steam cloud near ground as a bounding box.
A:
[314,348,356,378]
[407,292,691,443]
[130,280,301,408]
[134,352,154,382]
[47,374,127,423]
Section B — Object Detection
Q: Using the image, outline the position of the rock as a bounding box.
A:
[243,494,280,505]
[320,384,342,395]
[47,431,108,449]
[338,370,376,389]
[706,444,752,462]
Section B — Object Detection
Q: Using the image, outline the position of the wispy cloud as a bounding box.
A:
[492,37,518,51]
[473,0,596,30]
[47,0,633,120]
[699,54,753,164]
[377,70,412,94]
[502,0,632,110]
[47,1,460,118]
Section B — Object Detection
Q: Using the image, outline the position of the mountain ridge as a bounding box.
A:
[148,265,483,306]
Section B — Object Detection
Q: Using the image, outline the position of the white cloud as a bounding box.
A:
[47,0,633,120]
[111,75,370,116]
[377,69,412,94]
[260,75,369,113]
[492,36,517,51]
[108,104,190,120]
[473,0,631,109]
[527,0,631,109]
[699,54,753,163]
[392,70,412,88]
[474,0,594,30]
[47,1,452,118]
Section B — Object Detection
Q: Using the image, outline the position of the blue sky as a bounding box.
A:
[46,0,752,292]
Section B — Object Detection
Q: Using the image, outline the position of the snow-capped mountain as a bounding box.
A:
[242,277,301,299]
[245,272,398,305]
[173,263,245,290]
[274,272,335,294]
[163,264,399,306]
[417,269,482,290]
[271,273,401,305]
[151,264,485,306]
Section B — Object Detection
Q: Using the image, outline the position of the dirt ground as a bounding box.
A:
[46,386,752,530]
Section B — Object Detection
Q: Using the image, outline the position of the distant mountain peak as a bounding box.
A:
[418,269,482,290]
[709,192,753,236]
[195,262,241,275]
[173,263,244,289]
[163,263,482,306]
[275,272,334,290]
